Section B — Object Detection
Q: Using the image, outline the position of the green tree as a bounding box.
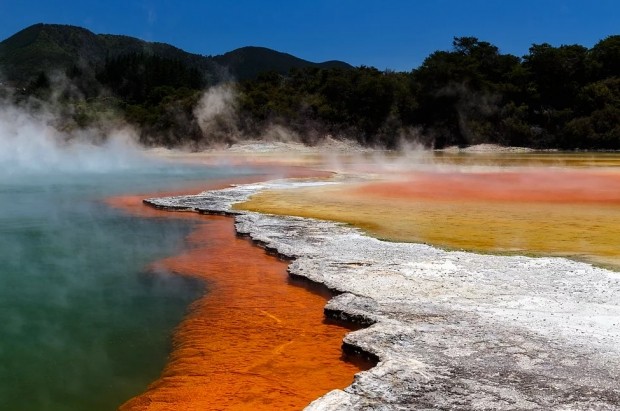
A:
[588,35,620,80]
[523,43,588,109]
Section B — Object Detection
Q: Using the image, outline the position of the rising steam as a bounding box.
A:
[0,99,149,175]
[193,84,240,146]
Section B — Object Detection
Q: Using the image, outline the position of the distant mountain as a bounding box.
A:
[0,24,102,84]
[212,46,352,80]
[0,23,351,86]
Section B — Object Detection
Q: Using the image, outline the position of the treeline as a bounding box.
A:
[97,53,207,146]
[19,35,620,149]
[20,52,207,146]
[238,36,620,149]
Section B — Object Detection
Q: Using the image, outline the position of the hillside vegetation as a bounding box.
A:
[238,36,620,149]
[0,23,618,149]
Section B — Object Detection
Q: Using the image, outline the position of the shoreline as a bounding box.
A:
[145,177,620,410]
[109,170,369,410]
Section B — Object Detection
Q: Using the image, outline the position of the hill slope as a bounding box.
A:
[0,24,105,84]
[212,46,352,80]
[0,23,351,86]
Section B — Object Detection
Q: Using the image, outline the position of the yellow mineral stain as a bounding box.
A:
[237,167,620,270]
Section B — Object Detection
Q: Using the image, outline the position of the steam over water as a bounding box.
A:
[0,104,148,174]
[0,109,254,410]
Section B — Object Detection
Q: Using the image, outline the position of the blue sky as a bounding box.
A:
[0,0,618,71]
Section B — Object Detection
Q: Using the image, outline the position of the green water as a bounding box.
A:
[0,164,252,411]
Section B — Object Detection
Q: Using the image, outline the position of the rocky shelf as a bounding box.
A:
[145,179,620,410]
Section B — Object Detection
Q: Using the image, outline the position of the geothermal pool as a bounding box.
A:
[238,152,620,270]
[0,152,365,411]
[5,147,620,410]
[0,162,256,411]
[108,167,367,411]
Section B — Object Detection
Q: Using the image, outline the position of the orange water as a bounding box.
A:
[108,172,367,411]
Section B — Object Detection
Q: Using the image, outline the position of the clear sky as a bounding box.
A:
[0,0,618,71]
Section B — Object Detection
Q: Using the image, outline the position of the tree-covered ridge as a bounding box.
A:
[212,46,352,81]
[0,23,351,86]
[238,36,620,149]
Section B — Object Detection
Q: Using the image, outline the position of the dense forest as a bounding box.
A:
[3,25,619,149]
[236,36,620,149]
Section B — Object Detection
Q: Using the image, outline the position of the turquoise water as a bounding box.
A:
[0,162,252,411]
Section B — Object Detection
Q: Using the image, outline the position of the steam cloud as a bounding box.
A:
[0,99,149,175]
[193,84,240,146]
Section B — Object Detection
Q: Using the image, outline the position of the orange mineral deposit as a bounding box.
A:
[108,175,368,411]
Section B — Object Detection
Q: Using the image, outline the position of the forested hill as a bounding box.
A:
[235,36,620,150]
[213,47,351,81]
[0,23,619,150]
[0,23,351,86]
